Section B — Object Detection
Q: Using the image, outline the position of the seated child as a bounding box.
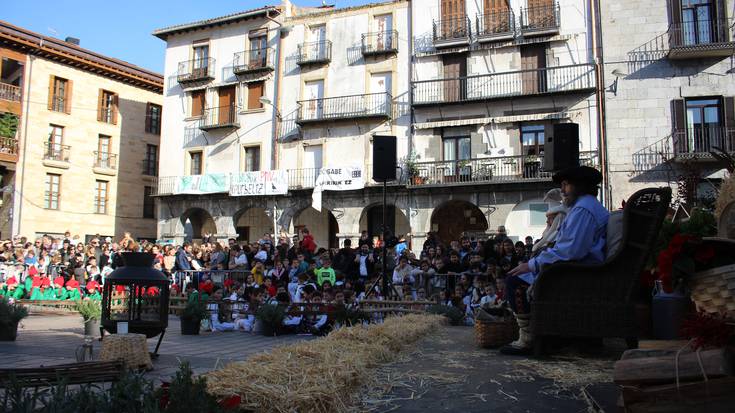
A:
[303,292,328,336]
[207,288,236,332]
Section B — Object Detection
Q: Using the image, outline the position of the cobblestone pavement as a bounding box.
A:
[1,314,313,383]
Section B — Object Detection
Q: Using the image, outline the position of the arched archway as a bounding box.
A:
[233,207,272,243]
[180,208,216,243]
[430,200,488,245]
[291,207,339,250]
[359,204,411,241]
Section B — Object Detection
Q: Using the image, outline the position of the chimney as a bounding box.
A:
[65,37,80,46]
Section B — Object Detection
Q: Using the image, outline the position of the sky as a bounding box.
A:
[4,0,376,74]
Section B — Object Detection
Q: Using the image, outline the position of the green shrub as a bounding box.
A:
[0,296,29,324]
[255,304,286,331]
[181,296,207,321]
[74,300,101,321]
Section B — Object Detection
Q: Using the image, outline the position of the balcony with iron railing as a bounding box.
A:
[519,2,560,36]
[672,127,735,159]
[407,151,599,187]
[476,10,515,41]
[199,105,239,131]
[297,41,332,66]
[0,83,21,103]
[93,151,117,170]
[433,16,471,46]
[668,18,735,59]
[296,92,392,125]
[0,136,19,163]
[177,58,215,84]
[233,48,275,75]
[412,63,595,106]
[361,30,399,56]
[43,143,70,163]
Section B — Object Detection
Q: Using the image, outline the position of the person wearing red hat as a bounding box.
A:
[65,279,82,301]
[29,276,44,300]
[502,166,609,355]
[85,281,101,301]
[6,276,24,300]
[52,276,68,300]
[42,277,57,300]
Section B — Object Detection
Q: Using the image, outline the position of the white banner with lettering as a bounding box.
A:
[311,166,365,211]
[230,170,288,196]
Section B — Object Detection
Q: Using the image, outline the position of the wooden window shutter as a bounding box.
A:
[111,94,119,124]
[64,80,73,114]
[715,0,728,42]
[97,89,104,121]
[247,82,264,109]
[671,99,685,133]
[723,97,735,131]
[48,76,55,110]
[145,103,152,132]
[191,90,204,116]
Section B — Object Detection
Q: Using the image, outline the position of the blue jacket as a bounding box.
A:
[175,249,191,272]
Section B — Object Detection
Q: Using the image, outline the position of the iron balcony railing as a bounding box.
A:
[286,168,320,189]
[520,2,560,34]
[177,58,216,84]
[408,151,599,187]
[669,18,734,51]
[297,41,332,65]
[94,151,117,169]
[361,30,399,55]
[233,47,275,75]
[0,83,21,102]
[296,92,392,124]
[433,16,471,43]
[0,136,19,159]
[44,143,70,162]
[199,105,239,130]
[672,127,735,158]
[412,63,595,105]
[476,10,515,39]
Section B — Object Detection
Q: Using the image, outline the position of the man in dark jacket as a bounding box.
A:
[175,244,192,272]
[333,239,356,280]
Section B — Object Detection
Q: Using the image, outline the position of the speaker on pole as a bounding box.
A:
[545,123,580,172]
[372,135,397,182]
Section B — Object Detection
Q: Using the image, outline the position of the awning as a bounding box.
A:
[413,111,570,129]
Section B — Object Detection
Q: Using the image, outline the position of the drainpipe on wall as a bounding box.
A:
[407,0,414,159]
[15,43,39,237]
[267,9,283,170]
[589,0,611,208]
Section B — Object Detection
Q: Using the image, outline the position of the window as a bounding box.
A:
[97,90,118,124]
[94,180,108,214]
[192,44,209,77]
[145,103,162,134]
[529,203,549,226]
[143,186,155,219]
[48,76,72,113]
[243,146,260,171]
[249,31,268,68]
[521,124,545,156]
[97,135,112,168]
[144,144,158,176]
[44,174,60,210]
[191,90,205,117]
[47,125,63,159]
[189,151,203,175]
[247,81,264,110]
[442,136,471,176]
[680,0,714,45]
[685,98,723,152]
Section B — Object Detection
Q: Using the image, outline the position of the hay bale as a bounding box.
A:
[206,314,444,413]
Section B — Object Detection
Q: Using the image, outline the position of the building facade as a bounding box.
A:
[600,0,735,208]
[0,21,163,241]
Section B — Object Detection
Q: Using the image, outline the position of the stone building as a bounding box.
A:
[0,21,163,241]
[599,0,735,208]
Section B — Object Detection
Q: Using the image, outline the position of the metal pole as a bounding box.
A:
[381,180,388,297]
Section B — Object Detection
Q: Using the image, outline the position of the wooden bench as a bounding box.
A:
[0,360,126,388]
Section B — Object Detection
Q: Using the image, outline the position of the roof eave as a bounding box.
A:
[152,7,280,41]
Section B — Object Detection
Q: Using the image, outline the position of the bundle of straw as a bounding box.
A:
[206,314,444,413]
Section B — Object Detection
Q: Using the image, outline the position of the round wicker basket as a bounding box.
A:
[690,264,735,317]
[474,317,519,348]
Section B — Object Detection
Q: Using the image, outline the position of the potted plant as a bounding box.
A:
[75,299,101,337]
[255,304,286,336]
[0,296,29,341]
[401,152,423,185]
[180,296,207,335]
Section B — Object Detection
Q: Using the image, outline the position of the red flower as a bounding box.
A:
[219,395,242,410]
[159,381,170,409]
[680,311,733,350]
[694,245,716,264]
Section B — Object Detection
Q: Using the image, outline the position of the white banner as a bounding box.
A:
[175,174,230,195]
[230,170,288,196]
[311,166,364,211]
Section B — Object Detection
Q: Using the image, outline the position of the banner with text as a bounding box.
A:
[230,170,288,196]
[311,166,364,211]
[175,174,230,195]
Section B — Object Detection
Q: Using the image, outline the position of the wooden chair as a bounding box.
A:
[530,187,672,355]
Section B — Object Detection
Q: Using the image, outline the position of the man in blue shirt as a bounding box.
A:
[501,166,609,355]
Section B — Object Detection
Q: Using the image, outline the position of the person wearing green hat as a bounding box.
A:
[501,165,609,356]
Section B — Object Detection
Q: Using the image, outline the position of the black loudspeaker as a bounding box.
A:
[545,123,580,172]
[372,135,397,182]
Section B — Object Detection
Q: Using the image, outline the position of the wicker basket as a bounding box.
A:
[474,317,519,348]
[99,333,153,370]
[690,264,735,317]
